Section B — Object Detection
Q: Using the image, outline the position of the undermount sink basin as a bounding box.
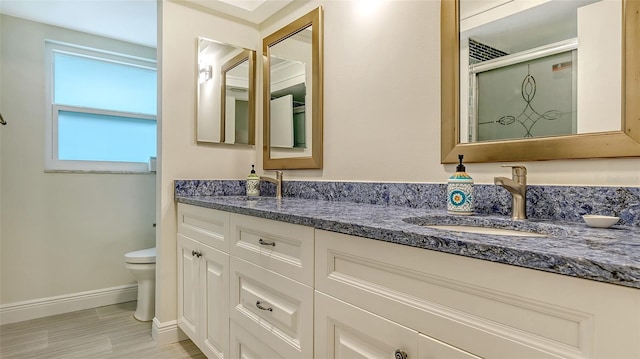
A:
[403,215,573,238]
[425,225,546,237]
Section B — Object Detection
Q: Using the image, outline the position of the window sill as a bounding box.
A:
[44,159,155,173]
[44,169,156,175]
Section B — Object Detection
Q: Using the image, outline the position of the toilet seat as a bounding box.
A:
[125,247,156,264]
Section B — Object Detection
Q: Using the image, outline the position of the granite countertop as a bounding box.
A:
[176,195,640,289]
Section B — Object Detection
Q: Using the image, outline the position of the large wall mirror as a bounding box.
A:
[441,0,640,163]
[263,7,323,169]
[197,37,255,145]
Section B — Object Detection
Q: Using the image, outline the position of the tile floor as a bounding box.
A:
[0,301,205,358]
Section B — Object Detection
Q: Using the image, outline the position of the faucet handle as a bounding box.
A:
[501,165,527,177]
[502,165,527,186]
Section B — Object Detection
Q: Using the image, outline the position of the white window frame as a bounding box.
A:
[44,41,157,173]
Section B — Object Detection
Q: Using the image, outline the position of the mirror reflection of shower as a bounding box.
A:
[459,0,622,143]
[469,40,577,142]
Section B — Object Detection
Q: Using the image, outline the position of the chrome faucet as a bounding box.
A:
[494,165,527,220]
[260,171,283,199]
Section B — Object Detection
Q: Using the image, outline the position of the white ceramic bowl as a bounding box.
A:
[582,215,619,228]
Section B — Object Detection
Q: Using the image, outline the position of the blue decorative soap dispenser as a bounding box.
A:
[447,154,474,215]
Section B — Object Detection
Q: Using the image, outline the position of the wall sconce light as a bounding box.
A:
[199,64,212,84]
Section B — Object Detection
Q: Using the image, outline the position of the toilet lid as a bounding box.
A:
[125,247,156,264]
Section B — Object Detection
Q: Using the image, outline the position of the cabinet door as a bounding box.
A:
[315,291,417,359]
[200,243,230,359]
[418,333,481,359]
[177,234,200,341]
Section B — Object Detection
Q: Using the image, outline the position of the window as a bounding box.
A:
[45,41,157,172]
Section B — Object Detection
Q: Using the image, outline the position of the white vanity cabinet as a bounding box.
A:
[176,202,640,359]
[229,213,315,359]
[177,204,315,359]
[314,229,640,359]
[177,204,230,359]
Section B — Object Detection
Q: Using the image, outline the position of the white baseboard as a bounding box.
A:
[0,284,138,325]
[152,317,188,346]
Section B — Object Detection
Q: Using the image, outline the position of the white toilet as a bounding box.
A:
[125,247,156,322]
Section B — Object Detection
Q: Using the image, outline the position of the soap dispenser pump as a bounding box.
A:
[246,165,260,197]
[447,154,474,215]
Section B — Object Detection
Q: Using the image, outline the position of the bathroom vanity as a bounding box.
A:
[175,197,640,358]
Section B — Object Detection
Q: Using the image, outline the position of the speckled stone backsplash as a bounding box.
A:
[175,180,640,226]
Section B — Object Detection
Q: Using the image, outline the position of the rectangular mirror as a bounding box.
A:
[197,37,255,145]
[263,7,323,169]
[441,0,640,163]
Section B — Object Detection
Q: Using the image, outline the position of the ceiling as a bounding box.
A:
[186,0,294,24]
[0,0,158,47]
[0,0,295,49]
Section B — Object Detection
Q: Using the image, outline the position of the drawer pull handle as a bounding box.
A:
[191,250,202,258]
[191,250,197,257]
[256,300,273,312]
[395,349,408,359]
[258,238,276,247]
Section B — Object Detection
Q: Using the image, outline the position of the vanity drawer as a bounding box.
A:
[177,203,230,253]
[230,256,313,359]
[230,213,314,286]
[230,320,284,359]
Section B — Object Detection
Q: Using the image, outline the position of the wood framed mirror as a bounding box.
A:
[197,37,255,145]
[263,7,323,169]
[220,49,255,145]
[441,0,640,163]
